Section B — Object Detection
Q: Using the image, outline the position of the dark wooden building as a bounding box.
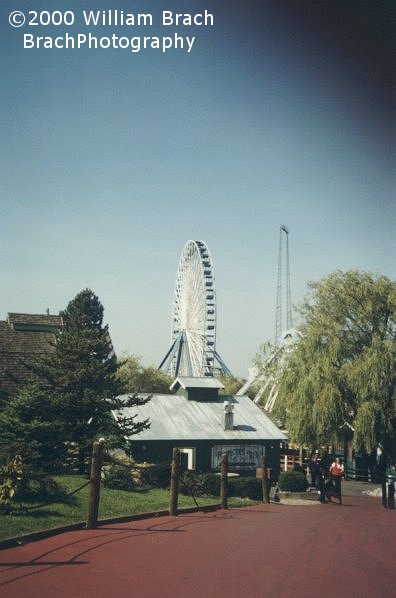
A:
[0,312,62,402]
[113,377,286,475]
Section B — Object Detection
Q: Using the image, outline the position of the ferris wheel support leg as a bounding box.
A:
[174,335,185,377]
[214,351,233,377]
[158,338,177,371]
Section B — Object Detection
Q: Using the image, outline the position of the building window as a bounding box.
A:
[211,445,264,470]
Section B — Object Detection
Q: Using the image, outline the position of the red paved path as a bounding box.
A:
[0,493,395,597]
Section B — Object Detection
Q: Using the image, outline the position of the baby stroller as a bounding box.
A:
[324,479,341,504]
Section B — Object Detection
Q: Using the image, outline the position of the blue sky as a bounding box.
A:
[1,0,395,376]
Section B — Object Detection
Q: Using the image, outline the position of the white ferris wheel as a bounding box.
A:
[159,240,231,378]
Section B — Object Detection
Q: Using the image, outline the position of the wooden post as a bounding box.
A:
[169,448,180,516]
[220,453,228,509]
[86,439,104,529]
[261,455,270,503]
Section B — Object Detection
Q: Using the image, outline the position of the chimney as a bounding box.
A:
[223,401,234,430]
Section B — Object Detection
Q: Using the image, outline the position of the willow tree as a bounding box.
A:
[273,270,396,466]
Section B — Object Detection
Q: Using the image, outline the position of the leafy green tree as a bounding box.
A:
[29,290,149,471]
[116,354,172,393]
[219,375,246,396]
[272,271,396,466]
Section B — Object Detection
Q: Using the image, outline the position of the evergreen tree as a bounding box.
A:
[0,382,67,472]
[31,289,149,471]
[271,271,396,466]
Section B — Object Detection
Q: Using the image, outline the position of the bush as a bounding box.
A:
[201,473,221,496]
[180,472,220,497]
[180,472,206,496]
[278,471,308,492]
[16,475,63,501]
[0,456,26,505]
[180,473,263,500]
[140,462,171,489]
[228,477,262,500]
[0,456,63,510]
[102,464,135,491]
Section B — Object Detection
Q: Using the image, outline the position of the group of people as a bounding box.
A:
[307,454,344,504]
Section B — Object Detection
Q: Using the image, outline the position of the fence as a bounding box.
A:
[86,445,273,528]
[280,452,300,472]
[0,442,274,538]
[85,445,271,527]
[2,443,393,540]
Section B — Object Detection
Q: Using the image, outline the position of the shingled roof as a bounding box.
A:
[0,312,63,400]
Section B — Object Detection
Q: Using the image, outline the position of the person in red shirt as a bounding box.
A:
[329,457,344,504]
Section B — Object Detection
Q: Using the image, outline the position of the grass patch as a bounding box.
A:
[0,475,257,542]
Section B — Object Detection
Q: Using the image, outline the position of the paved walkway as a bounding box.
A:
[0,485,394,597]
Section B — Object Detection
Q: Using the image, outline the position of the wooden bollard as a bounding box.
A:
[86,439,104,529]
[261,455,270,503]
[220,453,228,509]
[169,448,180,516]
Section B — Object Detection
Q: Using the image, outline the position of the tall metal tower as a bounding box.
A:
[236,225,297,408]
[275,225,292,343]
